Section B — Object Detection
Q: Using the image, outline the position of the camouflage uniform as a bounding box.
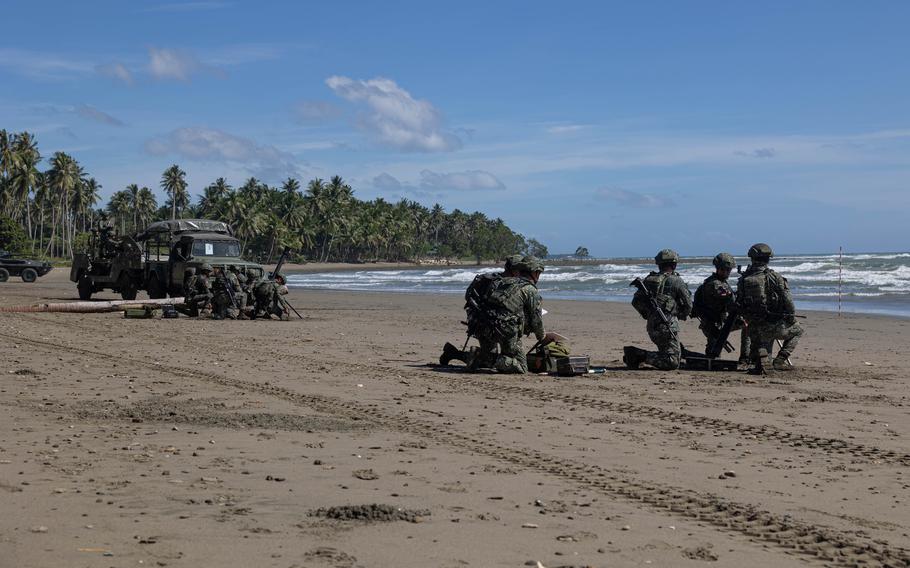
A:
[211,269,239,320]
[229,267,248,316]
[693,257,751,363]
[631,251,692,370]
[182,267,213,317]
[253,275,288,319]
[736,246,803,371]
[471,276,544,373]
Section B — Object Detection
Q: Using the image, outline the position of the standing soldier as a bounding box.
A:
[624,249,693,370]
[693,252,751,368]
[736,243,803,373]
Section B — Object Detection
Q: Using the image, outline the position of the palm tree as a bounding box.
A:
[125,183,140,230]
[45,152,81,257]
[161,165,188,220]
[136,187,157,230]
[9,133,41,245]
[107,191,131,234]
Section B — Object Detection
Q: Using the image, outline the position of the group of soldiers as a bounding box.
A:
[438,243,803,376]
[181,264,290,320]
[623,243,803,374]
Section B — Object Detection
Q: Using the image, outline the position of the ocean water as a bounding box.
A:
[286,253,910,317]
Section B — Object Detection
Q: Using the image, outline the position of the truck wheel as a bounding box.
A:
[21,268,38,283]
[147,276,166,299]
[77,275,93,300]
[119,274,138,301]
[0,268,8,283]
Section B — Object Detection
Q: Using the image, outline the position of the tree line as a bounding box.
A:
[0,130,548,263]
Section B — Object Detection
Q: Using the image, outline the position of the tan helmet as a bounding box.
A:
[713,252,735,270]
[654,249,679,265]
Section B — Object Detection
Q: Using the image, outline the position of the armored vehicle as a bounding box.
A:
[0,250,53,283]
[70,219,264,300]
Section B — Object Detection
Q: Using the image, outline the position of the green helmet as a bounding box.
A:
[747,243,773,260]
[274,272,285,283]
[712,252,735,270]
[523,255,545,273]
[199,263,213,273]
[654,249,679,265]
[184,267,196,276]
[504,254,524,271]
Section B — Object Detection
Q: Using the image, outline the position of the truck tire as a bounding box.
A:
[0,268,8,282]
[77,275,93,300]
[119,273,138,301]
[147,275,166,299]
[21,268,38,283]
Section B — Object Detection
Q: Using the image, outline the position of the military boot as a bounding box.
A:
[439,342,461,366]
[736,358,751,371]
[772,354,793,371]
[751,348,772,375]
[623,346,645,369]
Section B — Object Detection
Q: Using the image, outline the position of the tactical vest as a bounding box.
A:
[739,268,778,319]
[643,272,678,315]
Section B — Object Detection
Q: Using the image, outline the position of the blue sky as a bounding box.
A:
[2,1,909,256]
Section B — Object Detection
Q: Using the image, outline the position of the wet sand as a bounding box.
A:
[1,271,908,567]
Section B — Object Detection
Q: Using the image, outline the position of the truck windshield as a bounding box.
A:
[192,240,241,257]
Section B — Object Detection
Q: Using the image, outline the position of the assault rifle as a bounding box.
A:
[217,270,239,311]
[706,306,740,359]
[630,277,680,343]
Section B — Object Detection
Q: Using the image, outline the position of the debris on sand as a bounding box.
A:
[309,504,430,523]
[682,545,719,561]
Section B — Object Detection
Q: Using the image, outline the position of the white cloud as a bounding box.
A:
[294,100,342,123]
[145,127,302,180]
[595,187,675,208]
[0,48,93,80]
[95,62,134,85]
[148,48,216,81]
[74,104,125,127]
[372,170,505,194]
[326,75,461,152]
[546,124,589,135]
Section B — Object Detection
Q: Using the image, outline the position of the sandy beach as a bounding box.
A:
[1,269,908,567]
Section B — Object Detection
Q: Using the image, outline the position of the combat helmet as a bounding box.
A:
[199,263,213,273]
[747,243,773,260]
[516,255,544,274]
[504,254,524,272]
[712,252,735,270]
[184,267,196,276]
[274,272,286,284]
[654,249,679,265]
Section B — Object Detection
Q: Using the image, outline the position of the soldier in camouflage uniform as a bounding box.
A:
[472,256,547,373]
[439,254,524,366]
[228,265,248,319]
[624,249,693,370]
[210,266,239,320]
[693,252,751,368]
[181,265,213,317]
[736,243,803,373]
[253,273,288,319]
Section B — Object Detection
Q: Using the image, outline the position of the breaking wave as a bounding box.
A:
[286,252,910,317]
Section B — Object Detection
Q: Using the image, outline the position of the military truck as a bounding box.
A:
[0,250,53,283]
[70,219,264,300]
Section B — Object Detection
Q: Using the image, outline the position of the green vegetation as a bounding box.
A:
[0,129,543,263]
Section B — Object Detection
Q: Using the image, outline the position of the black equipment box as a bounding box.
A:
[161,304,179,318]
[556,355,590,376]
[682,356,738,371]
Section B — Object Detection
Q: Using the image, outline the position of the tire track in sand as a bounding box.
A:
[2,328,908,568]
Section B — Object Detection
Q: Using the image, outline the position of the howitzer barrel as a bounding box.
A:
[0,297,186,314]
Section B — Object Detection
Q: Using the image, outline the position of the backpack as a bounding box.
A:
[739,269,774,319]
[473,276,529,337]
